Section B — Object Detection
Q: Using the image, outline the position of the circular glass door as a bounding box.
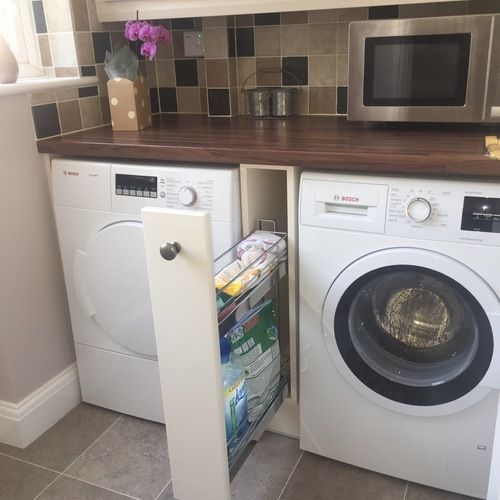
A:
[330,264,494,407]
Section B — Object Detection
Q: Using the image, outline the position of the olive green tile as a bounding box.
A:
[337,54,348,86]
[0,454,57,500]
[70,0,90,31]
[309,23,337,55]
[281,24,308,56]
[31,90,57,105]
[280,452,407,500]
[200,87,208,114]
[433,1,468,16]
[204,28,229,58]
[66,416,170,500]
[38,475,130,499]
[338,7,368,22]
[75,32,94,66]
[100,96,111,124]
[58,100,82,133]
[281,11,308,24]
[255,26,280,57]
[337,23,349,54]
[38,34,53,67]
[235,14,254,27]
[177,87,202,113]
[309,55,336,86]
[237,57,256,87]
[56,87,78,101]
[308,9,338,23]
[206,58,229,87]
[0,404,119,472]
[157,59,175,87]
[468,0,500,14]
[202,16,227,28]
[309,86,336,114]
[399,3,434,18]
[255,57,281,86]
[80,96,103,128]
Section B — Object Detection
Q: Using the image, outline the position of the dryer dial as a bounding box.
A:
[178,185,197,207]
[406,197,432,223]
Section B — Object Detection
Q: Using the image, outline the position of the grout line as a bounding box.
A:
[61,414,123,474]
[402,481,409,500]
[0,451,60,474]
[276,450,304,500]
[32,472,63,500]
[154,478,172,500]
[61,473,141,500]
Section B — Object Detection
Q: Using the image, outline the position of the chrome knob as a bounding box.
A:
[160,242,181,261]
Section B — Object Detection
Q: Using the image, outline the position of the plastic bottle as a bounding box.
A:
[220,337,248,449]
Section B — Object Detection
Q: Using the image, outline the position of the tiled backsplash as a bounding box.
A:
[30,0,500,138]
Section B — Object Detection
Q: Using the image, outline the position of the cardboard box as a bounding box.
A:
[107,76,152,132]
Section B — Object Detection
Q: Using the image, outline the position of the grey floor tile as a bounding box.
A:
[65,415,170,500]
[280,452,407,500]
[0,454,57,500]
[156,481,174,500]
[406,482,475,500]
[38,475,130,499]
[231,432,301,500]
[0,403,120,472]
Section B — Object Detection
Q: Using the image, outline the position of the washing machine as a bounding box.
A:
[52,159,241,422]
[299,171,500,498]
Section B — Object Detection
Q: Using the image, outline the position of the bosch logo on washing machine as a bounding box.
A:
[334,193,360,203]
[63,170,79,176]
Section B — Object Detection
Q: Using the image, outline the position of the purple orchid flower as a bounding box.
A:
[140,41,157,60]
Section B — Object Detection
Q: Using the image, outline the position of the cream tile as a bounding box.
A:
[86,0,104,30]
[309,23,337,55]
[256,57,281,86]
[44,0,73,32]
[55,87,78,101]
[177,87,201,113]
[30,90,57,105]
[255,26,281,56]
[337,23,349,54]
[55,66,79,77]
[70,0,90,31]
[50,33,77,66]
[156,41,173,60]
[38,35,52,67]
[309,55,336,86]
[281,24,308,56]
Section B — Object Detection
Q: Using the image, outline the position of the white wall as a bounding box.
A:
[0,93,75,404]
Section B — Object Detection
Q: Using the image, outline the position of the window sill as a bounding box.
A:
[0,76,99,98]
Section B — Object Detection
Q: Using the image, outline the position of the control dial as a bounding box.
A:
[178,185,197,207]
[406,197,432,223]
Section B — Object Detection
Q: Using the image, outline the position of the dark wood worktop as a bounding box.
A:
[37,114,500,176]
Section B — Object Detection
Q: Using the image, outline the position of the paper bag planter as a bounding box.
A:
[107,76,152,132]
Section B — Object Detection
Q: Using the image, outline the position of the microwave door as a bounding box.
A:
[348,15,494,122]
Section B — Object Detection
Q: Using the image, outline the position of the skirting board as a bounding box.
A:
[267,397,299,438]
[0,363,81,448]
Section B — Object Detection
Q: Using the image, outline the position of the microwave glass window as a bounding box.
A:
[363,34,471,107]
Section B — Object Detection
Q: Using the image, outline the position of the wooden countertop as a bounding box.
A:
[37,114,500,176]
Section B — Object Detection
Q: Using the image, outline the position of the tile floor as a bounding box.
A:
[0,403,475,500]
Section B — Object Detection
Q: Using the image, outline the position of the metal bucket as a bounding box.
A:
[271,88,299,117]
[245,88,272,118]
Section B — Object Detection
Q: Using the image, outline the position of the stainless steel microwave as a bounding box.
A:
[347,15,500,123]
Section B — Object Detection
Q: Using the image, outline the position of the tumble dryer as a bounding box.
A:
[53,159,241,422]
[299,171,500,498]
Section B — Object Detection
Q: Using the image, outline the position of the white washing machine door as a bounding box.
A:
[323,247,500,417]
[73,220,157,358]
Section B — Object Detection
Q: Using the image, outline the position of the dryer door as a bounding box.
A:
[323,248,498,416]
[73,221,157,358]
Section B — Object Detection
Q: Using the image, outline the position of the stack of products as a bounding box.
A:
[215,231,286,311]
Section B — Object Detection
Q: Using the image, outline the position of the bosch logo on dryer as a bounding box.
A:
[63,170,79,176]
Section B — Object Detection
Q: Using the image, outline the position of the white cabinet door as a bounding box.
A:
[96,0,458,23]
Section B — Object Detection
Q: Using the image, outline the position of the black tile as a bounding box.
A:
[159,87,178,112]
[236,28,254,57]
[150,87,159,113]
[81,65,96,77]
[174,59,198,86]
[228,28,236,58]
[32,104,61,139]
[337,86,348,114]
[78,86,99,98]
[208,89,230,116]
[92,32,111,64]
[32,1,47,33]
[255,12,281,25]
[369,5,399,19]
[282,57,308,85]
[171,18,194,30]
[128,40,145,61]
